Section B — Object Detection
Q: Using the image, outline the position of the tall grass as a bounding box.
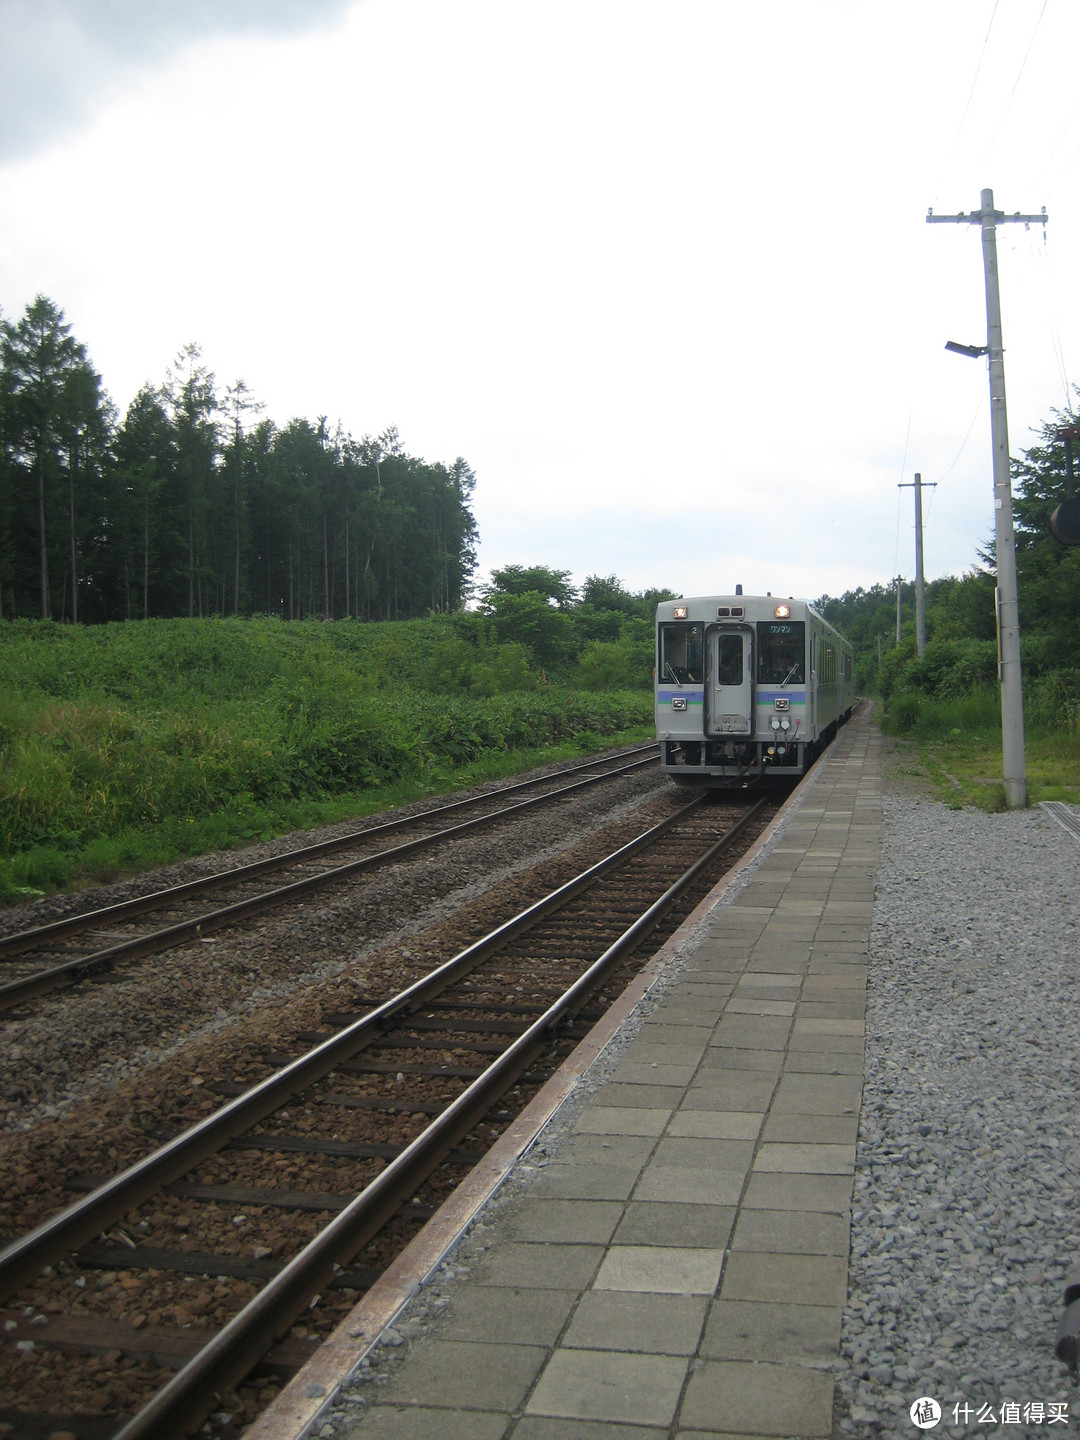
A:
[881,688,1001,738]
[0,618,654,901]
[881,680,1080,810]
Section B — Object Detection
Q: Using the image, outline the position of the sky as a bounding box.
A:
[1,0,1078,604]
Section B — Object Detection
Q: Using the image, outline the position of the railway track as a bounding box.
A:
[0,745,659,1013]
[0,786,776,1440]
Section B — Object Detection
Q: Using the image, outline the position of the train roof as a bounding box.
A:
[655,594,823,616]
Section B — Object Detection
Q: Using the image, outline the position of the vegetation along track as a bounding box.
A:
[0,745,659,1012]
[0,785,778,1440]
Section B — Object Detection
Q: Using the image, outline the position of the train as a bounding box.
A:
[655,590,854,785]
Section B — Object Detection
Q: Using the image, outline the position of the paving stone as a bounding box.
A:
[613,1202,736,1250]
[720,1250,847,1306]
[474,1241,605,1290]
[633,1165,746,1206]
[437,1284,579,1345]
[770,1075,863,1113]
[666,1110,763,1140]
[564,1289,709,1354]
[372,1338,547,1411]
[682,1075,777,1109]
[531,1162,642,1201]
[724,998,796,1017]
[696,1046,784,1073]
[621,1041,709,1067]
[795,1000,865,1020]
[612,1063,699,1087]
[800,974,865,994]
[508,1199,625,1245]
[760,1113,857,1144]
[730,1208,848,1256]
[555,1134,656,1168]
[680,1359,834,1437]
[340,1405,511,1439]
[710,1285,841,1361]
[526,1349,688,1425]
[514,1419,667,1440]
[792,1017,864,1036]
[652,1137,756,1171]
[594,1244,726,1294]
[741,1171,854,1213]
[741,952,809,973]
[573,1106,671,1137]
[783,1050,863,1074]
[787,1031,863,1053]
[636,1023,715,1047]
[708,1019,791,1051]
[596,1083,686,1108]
[753,1141,853,1174]
[649,1003,727,1025]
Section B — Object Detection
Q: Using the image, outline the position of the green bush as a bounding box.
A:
[0,618,654,896]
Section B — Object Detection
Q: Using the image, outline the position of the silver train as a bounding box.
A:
[655,592,854,785]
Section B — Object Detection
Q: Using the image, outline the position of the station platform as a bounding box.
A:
[261,709,881,1440]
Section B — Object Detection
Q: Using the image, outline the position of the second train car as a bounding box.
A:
[655,592,854,785]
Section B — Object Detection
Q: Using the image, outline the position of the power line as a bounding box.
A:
[983,0,1050,166]
[952,0,999,153]
[1003,0,1049,112]
[938,391,987,484]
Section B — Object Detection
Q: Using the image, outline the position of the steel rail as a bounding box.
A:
[0,751,660,1011]
[0,744,658,960]
[111,795,768,1440]
[0,792,707,1301]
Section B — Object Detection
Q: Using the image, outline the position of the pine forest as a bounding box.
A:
[0,296,479,624]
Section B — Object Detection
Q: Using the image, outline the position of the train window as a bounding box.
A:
[757,622,805,685]
[717,634,743,686]
[659,623,703,685]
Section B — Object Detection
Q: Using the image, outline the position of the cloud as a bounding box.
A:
[0,0,353,161]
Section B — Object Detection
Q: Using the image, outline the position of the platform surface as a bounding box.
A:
[330,711,881,1440]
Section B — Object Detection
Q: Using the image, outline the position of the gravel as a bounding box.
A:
[0,761,670,1134]
[837,790,1080,1437]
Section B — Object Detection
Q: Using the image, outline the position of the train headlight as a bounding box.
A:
[673,605,687,619]
[774,604,791,619]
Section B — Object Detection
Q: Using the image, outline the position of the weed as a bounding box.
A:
[0,618,655,902]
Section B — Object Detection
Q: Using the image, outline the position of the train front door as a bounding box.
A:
[706,627,753,738]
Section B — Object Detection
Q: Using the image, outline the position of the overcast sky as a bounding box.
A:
[1,0,1077,603]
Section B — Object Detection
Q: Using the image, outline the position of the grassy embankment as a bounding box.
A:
[880,687,1080,811]
[0,617,653,903]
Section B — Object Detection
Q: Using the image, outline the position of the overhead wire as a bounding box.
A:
[950,0,999,157]
[1003,0,1049,111]
[982,0,1049,167]
[938,390,987,486]
[1037,225,1072,404]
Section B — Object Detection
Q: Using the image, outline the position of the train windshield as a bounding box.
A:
[659,622,703,685]
[757,621,805,685]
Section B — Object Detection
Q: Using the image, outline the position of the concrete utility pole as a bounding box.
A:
[895,576,903,646]
[898,473,936,658]
[927,189,1047,810]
